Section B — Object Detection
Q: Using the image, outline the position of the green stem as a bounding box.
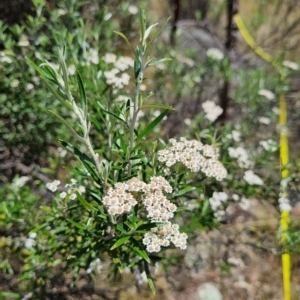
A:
[128,51,145,176]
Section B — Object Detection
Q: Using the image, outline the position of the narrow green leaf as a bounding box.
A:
[75,191,94,211]
[147,277,156,294]
[134,247,150,263]
[141,103,174,110]
[31,220,54,233]
[67,218,85,230]
[0,292,20,299]
[139,9,146,42]
[90,115,102,130]
[104,110,127,125]
[76,71,87,115]
[147,57,172,67]
[110,235,130,250]
[25,57,53,81]
[114,31,135,54]
[48,110,85,143]
[137,109,169,140]
[146,17,171,50]
[144,23,158,41]
[43,80,73,110]
[172,186,196,197]
[58,48,70,93]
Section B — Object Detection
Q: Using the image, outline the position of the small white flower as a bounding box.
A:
[46,180,60,192]
[243,170,263,186]
[88,49,99,65]
[202,100,223,122]
[0,51,13,63]
[25,83,34,92]
[10,79,20,88]
[57,9,67,15]
[102,53,117,64]
[258,117,271,125]
[283,60,299,70]
[78,186,86,194]
[70,178,77,185]
[184,118,192,126]
[260,139,278,152]
[69,193,77,200]
[29,232,37,239]
[227,130,241,142]
[232,194,240,201]
[279,196,292,212]
[206,48,224,60]
[128,5,138,15]
[239,197,251,210]
[115,95,129,102]
[68,64,76,75]
[59,192,67,199]
[258,89,275,100]
[18,35,30,47]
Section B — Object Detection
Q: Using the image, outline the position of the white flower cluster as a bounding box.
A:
[258,89,275,101]
[209,192,228,221]
[46,178,86,200]
[0,51,13,64]
[25,232,37,249]
[258,116,271,125]
[86,48,99,65]
[206,48,224,60]
[103,176,176,222]
[103,177,187,253]
[282,60,299,71]
[226,130,241,142]
[102,54,134,89]
[202,100,223,122]
[46,180,61,192]
[260,139,278,152]
[86,258,102,274]
[243,170,264,186]
[142,222,188,252]
[238,197,251,211]
[158,137,227,181]
[228,147,251,168]
[279,194,291,212]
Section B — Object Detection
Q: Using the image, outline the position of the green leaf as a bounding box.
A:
[134,247,150,263]
[147,277,156,294]
[110,235,131,250]
[67,218,85,231]
[43,80,72,110]
[144,23,158,42]
[0,292,20,299]
[146,17,171,50]
[173,186,196,197]
[76,71,87,116]
[147,57,172,67]
[104,110,128,125]
[25,57,53,81]
[137,109,169,140]
[58,48,70,93]
[114,31,135,54]
[75,191,95,211]
[49,110,84,143]
[139,9,146,43]
[141,103,174,110]
[32,219,55,232]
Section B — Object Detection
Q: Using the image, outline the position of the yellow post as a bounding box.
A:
[233,14,291,300]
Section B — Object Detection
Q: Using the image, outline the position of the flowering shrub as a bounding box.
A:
[23,9,230,293]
